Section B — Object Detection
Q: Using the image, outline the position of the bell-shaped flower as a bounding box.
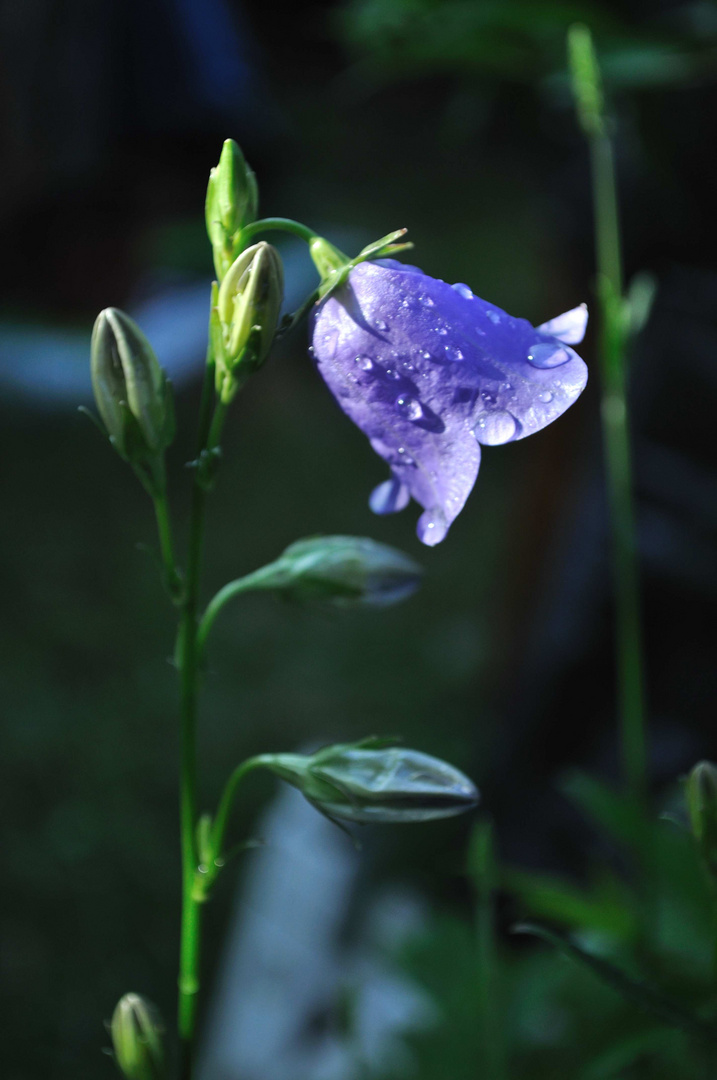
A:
[311,259,588,545]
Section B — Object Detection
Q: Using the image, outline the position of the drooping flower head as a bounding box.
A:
[311,258,588,546]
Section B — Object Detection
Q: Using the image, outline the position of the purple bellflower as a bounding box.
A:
[311,259,588,545]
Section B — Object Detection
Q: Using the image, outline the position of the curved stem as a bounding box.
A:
[209,755,273,870]
[197,567,278,658]
[241,216,320,245]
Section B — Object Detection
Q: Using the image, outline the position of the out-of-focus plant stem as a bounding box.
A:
[569,24,648,807]
[471,821,507,1080]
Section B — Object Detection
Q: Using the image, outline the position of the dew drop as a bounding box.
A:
[538,390,553,403]
[397,446,416,465]
[385,367,402,381]
[473,409,517,446]
[481,390,497,406]
[354,354,373,371]
[435,325,448,336]
[526,343,570,368]
[375,318,388,331]
[452,282,474,300]
[395,395,424,422]
[444,345,464,362]
[487,310,501,325]
[419,294,435,307]
[500,382,512,392]
[417,508,448,546]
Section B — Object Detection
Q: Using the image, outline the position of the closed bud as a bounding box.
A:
[264,740,479,824]
[687,761,717,874]
[110,993,165,1080]
[206,139,259,280]
[250,535,423,607]
[90,308,174,463]
[215,242,283,399]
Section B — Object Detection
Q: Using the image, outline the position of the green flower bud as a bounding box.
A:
[687,761,717,875]
[215,242,283,400]
[264,740,479,824]
[250,535,423,607]
[206,139,259,280]
[90,308,174,463]
[110,993,165,1080]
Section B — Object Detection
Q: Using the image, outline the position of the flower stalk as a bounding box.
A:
[568,24,648,805]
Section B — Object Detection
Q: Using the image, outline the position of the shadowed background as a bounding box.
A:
[2,0,717,1076]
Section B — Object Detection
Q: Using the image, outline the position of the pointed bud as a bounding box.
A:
[215,242,283,399]
[110,993,165,1080]
[206,139,259,280]
[249,535,423,607]
[90,308,174,463]
[687,761,717,875]
[264,740,479,824]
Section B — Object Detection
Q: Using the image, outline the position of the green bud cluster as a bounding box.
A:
[90,308,174,493]
[205,139,258,281]
[110,993,165,1080]
[214,241,284,402]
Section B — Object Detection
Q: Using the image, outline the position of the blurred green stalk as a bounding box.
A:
[568,24,648,805]
[471,821,507,1080]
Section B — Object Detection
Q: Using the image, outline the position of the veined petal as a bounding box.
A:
[311,262,587,546]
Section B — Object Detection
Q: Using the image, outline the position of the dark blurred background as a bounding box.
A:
[2,0,717,1077]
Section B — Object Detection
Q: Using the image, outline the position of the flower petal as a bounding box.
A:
[536,303,588,344]
[311,261,587,545]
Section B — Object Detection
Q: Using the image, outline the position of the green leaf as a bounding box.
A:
[504,866,638,939]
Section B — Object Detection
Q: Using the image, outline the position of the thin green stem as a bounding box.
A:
[208,756,271,875]
[277,287,321,340]
[197,568,277,659]
[176,352,231,1079]
[589,130,647,806]
[152,486,182,600]
[472,823,507,1080]
[241,216,320,245]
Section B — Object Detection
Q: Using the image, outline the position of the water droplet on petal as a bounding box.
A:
[452,283,474,300]
[397,446,415,465]
[481,390,497,406]
[419,294,435,307]
[355,354,373,371]
[385,367,402,381]
[417,508,448,546]
[369,477,411,515]
[444,345,464,362]
[500,382,512,392]
[375,318,388,331]
[526,342,570,368]
[436,325,448,336]
[487,310,501,325]
[395,395,424,421]
[538,390,553,403]
[473,410,517,445]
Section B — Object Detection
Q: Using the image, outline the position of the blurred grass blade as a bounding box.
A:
[503,866,637,938]
[513,922,717,1044]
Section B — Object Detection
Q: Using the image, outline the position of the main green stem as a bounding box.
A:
[176,354,228,1080]
[589,130,648,805]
